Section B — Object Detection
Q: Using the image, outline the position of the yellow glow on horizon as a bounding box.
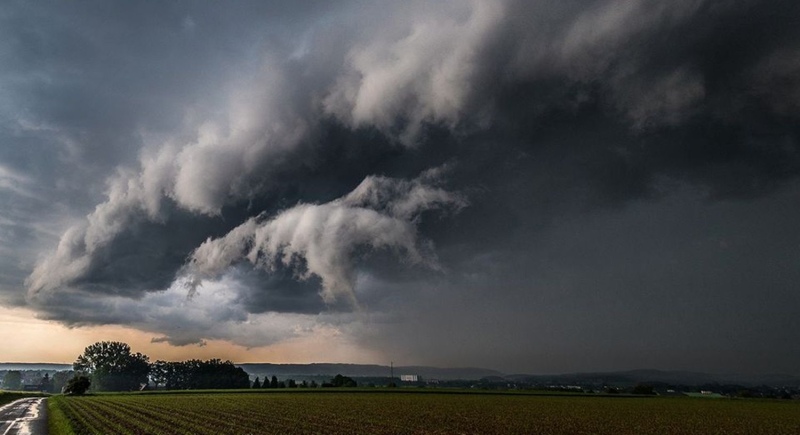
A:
[0,305,383,365]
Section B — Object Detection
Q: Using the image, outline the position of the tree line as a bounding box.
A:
[66,341,358,394]
[249,373,357,389]
[69,341,249,393]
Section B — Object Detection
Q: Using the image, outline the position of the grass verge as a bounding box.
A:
[48,396,76,435]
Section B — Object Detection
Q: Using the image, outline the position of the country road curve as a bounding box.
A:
[0,397,47,435]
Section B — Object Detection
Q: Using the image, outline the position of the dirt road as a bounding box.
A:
[0,398,47,435]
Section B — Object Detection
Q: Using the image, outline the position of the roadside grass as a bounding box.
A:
[47,396,76,435]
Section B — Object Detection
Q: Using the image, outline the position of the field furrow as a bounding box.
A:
[49,391,800,435]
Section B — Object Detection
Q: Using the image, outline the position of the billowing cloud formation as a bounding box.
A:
[2,0,800,373]
[185,171,465,304]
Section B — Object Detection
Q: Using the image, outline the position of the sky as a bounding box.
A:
[1,0,799,375]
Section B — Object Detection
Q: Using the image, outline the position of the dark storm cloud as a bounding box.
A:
[2,0,799,372]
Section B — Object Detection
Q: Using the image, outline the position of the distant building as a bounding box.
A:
[400,375,418,382]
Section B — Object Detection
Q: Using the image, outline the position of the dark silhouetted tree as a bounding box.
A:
[74,341,150,391]
[331,374,357,387]
[39,373,53,393]
[252,377,262,388]
[64,375,91,395]
[270,375,278,388]
[149,360,169,389]
[287,379,297,388]
[155,359,249,390]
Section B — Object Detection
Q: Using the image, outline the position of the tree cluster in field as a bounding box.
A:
[149,359,250,390]
[250,374,357,389]
[73,342,150,391]
[251,375,297,389]
[69,341,249,393]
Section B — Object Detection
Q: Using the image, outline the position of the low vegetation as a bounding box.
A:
[49,390,800,434]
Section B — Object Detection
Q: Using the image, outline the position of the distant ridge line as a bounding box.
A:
[2,363,797,387]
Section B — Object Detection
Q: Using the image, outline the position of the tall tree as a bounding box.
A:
[39,373,53,393]
[73,341,150,391]
[270,375,278,388]
[252,377,261,389]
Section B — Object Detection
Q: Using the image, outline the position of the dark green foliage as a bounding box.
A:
[150,360,169,389]
[252,377,261,389]
[287,379,297,388]
[324,374,357,388]
[64,375,91,395]
[270,376,278,388]
[156,359,250,390]
[74,341,150,391]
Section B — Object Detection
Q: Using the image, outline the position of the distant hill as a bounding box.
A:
[3,362,797,388]
[505,369,800,388]
[0,363,71,371]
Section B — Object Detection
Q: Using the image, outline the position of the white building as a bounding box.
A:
[400,374,419,382]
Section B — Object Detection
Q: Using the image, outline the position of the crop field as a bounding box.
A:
[49,391,800,434]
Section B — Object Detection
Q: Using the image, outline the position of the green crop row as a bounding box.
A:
[48,391,800,434]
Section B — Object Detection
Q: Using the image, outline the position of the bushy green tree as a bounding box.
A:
[150,360,169,389]
[74,341,150,391]
[151,359,249,390]
[64,375,91,395]
[331,374,357,387]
